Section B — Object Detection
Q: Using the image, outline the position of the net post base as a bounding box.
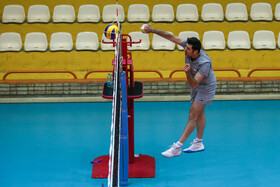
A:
[128,154,155,178]
[92,155,155,179]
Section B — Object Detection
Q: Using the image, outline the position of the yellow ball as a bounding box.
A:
[104,24,119,40]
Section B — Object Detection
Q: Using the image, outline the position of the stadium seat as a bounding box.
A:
[27,5,50,23]
[152,4,174,22]
[177,31,200,50]
[127,4,150,22]
[202,31,225,50]
[2,5,25,23]
[52,5,75,23]
[227,31,250,50]
[250,3,273,21]
[76,32,99,51]
[50,32,73,51]
[77,5,100,23]
[102,4,125,22]
[176,4,199,22]
[252,30,276,49]
[278,32,280,48]
[101,34,115,51]
[24,32,48,51]
[152,32,175,50]
[201,3,224,22]
[127,31,150,50]
[225,3,248,21]
[275,3,280,21]
[0,32,22,51]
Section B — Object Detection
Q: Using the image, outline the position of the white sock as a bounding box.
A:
[176,141,183,147]
[195,138,203,143]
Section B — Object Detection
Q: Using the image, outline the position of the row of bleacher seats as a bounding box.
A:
[1,3,280,23]
[1,30,280,52]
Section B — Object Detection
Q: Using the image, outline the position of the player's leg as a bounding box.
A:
[178,101,205,143]
[183,105,206,153]
[161,86,207,158]
[161,101,204,158]
[196,107,206,139]
[183,84,215,153]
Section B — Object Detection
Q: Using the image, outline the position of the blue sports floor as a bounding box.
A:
[0,100,280,187]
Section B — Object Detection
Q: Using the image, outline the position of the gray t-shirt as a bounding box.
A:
[181,39,216,90]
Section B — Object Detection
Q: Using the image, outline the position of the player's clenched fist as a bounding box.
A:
[183,64,190,72]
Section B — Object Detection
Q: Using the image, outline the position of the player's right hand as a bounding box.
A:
[142,24,152,34]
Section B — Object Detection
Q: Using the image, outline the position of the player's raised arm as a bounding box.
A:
[142,24,184,46]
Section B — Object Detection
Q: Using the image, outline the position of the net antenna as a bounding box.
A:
[108,0,123,186]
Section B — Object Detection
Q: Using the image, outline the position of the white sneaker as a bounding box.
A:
[161,143,182,158]
[183,140,205,153]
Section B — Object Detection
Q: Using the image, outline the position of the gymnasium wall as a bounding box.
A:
[0,0,279,80]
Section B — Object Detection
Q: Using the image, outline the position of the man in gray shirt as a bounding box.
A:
[142,25,216,158]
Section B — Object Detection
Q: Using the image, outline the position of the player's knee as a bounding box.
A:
[188,111,199,122]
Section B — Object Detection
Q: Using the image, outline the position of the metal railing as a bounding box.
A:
[3,70,77,80]
[1,68,280,84]
[247,68,280,77]
[169,68,241,78]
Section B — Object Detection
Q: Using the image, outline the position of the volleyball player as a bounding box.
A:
[142,25,216,157]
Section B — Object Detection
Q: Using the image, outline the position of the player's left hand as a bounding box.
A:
[183,64,190,72]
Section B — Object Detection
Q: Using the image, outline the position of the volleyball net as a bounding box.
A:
[107,16,129,187]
